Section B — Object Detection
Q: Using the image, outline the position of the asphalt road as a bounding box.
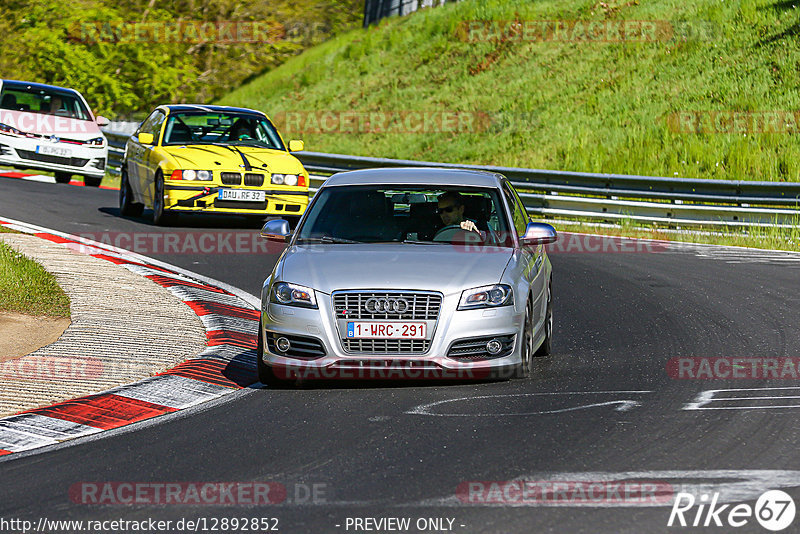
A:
[3,177,800,533]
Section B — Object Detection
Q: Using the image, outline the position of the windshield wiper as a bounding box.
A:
[402,239,445,245]
[296,236,364,244]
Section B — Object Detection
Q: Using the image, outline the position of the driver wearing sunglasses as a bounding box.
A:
[436,191,483,236]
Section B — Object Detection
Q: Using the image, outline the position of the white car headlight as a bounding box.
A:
[284,174,298,186]
[271,173,285,185]
[85,136,105,147]
[170,169,212,181]
[458,284,513,310]
[270,281,317,309]
[0,123,21,136]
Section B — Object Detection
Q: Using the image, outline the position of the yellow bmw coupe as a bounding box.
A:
[120,104,309,225]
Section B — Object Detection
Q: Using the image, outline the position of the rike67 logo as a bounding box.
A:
[668,490,796,531]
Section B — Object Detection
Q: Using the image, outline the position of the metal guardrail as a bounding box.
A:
[363,0,457,27]
[102,130,800,228]
[103,130,128,177]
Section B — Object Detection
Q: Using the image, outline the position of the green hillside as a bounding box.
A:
[219,0,800,182]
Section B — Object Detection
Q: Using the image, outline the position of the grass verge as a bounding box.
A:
[547,218,800,252]
[220,0,800,182]
[0,242,70,318]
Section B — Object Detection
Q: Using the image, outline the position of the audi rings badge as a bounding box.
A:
[365,297,409,314]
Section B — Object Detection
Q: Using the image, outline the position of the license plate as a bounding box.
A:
[36,145,71,157]
[218,189,266,202]
[346,322,426,339]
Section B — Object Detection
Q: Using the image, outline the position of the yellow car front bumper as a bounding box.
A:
[163,182,308,216]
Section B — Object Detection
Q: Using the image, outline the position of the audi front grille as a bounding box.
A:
[341,339,431,354]
[332,290,441,355]
[332,291,441,321]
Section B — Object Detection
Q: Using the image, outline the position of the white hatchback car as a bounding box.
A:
[0,80,109,186]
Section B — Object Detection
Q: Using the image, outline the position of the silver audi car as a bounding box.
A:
[257,167,557,385]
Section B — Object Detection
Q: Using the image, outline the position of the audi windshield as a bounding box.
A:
[295,185,513,245]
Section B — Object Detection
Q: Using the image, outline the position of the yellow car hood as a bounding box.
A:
[164,144,304,173]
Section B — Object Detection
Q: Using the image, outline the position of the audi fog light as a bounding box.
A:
[276,337,291,353]
[458,284,513,310]
[486,339,503,355]
[271,281,318,309]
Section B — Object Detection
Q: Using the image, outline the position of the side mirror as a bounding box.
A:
[96,115,110,127]
[138,132,154,145]
[519,222,557,247]
[288,139,304,152]
[260,219,291,243]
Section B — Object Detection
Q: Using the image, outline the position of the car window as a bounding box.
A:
[503,182,528,236]
[509,183,530,227]
[0,85,90,120]
[137,110,165,144]
[162,112,285,149]
[297,185,512,246]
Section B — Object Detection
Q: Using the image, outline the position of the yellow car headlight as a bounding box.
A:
[170,169,213,181]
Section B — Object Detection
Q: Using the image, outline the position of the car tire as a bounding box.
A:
[83,176,102,187]
[119,169,144,217]
[54,172,71,184]
[257,320,290,388]
[534,279,553,357]
[512,296,534,379]
[152,169,174,226]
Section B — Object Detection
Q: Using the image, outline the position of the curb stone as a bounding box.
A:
[0,217,260,457]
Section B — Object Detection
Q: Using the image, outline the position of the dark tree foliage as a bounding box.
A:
[0,0,361,117]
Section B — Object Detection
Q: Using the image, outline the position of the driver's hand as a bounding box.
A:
[460,220,478,233]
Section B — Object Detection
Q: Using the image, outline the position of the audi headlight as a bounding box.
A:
[270,281,317,309]
[458,284,513,310]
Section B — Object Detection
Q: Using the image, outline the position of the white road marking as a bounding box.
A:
[0,414,102,439]
[112,375,233,409]
[407,391,651,417]
[200,314,259,335]
[685,387,800,410]
[166,285,251,307]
